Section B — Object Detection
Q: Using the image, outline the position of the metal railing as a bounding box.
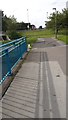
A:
[0,37,27,84]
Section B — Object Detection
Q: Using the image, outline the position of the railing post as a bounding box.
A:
[5,49,12,76]
[13,42,15,47]
[19,42,22,59]
[25,37,27,52]
[0,36,28,83]
[21,42,23,59]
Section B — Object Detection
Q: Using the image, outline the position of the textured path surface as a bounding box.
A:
[1,38,66,118]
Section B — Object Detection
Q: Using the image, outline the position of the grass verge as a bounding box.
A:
[57,35,68,44]
[1,29,67,45]
[21,29,54,46]
[0,40,12,45]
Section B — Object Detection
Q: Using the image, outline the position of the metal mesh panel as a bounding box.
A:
[2,54,8,79]
[0,37,27,84]
[9,45,21,68]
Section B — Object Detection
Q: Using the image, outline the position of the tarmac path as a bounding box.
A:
[1,38,67,118]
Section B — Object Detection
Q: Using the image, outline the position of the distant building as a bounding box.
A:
[66,1,68,9]
[31,25,36,30]
[28,24,36,30]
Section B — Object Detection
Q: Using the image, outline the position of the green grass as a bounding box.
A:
[57,35,68,44]
[0,40,12,45]
[1,29,68,45]
[1,29,51,45]
[20,29,54,46]
[57,28,68,44]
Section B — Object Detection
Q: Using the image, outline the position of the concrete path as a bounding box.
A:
[1,38,66,118]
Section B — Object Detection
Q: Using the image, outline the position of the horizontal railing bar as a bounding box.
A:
[0,36,27,84]
[0,71,11,84]
[0,37,25,48]
[0,55,22,84]
[0,40,26,55]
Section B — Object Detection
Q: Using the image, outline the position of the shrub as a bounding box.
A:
[8,31,22,40]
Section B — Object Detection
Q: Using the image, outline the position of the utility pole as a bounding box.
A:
[45,12,48,28]
[53,8,57,39]
[27,9,29,29]
[47,12,48,19]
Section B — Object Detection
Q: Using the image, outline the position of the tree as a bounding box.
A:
[45,8,68,33]
[39,26,42,29]
[2,13,17,32]
[2,11,36,33]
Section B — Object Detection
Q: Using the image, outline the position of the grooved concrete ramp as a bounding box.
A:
[1,38,66,118]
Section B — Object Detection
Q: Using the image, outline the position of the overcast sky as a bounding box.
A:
[0,0,67,28]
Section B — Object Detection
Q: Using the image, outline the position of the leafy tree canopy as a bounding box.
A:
[45,8,68,33]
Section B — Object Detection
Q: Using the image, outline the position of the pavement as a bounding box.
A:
[1,38,67,118]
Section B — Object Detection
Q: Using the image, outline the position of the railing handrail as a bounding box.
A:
[0,36,27,84]
[0,38,26,54]
[0,36,26,48]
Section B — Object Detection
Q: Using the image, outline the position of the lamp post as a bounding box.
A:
[47,12,48,19]
[53,8,57,39]
[27,9,29,29]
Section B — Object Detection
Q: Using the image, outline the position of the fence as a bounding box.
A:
[0,37,27,84]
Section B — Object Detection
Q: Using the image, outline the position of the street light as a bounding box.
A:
[45,12,48,28]
[53,8,57,39]
[46,12,48,19]
[27,9,30,29]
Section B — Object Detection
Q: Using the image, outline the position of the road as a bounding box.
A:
[1,38,67,119]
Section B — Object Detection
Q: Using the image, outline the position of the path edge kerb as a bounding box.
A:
[1,52,28,99]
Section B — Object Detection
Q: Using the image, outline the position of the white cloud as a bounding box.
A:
[66,1,68,8]
[0,0,67,28]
